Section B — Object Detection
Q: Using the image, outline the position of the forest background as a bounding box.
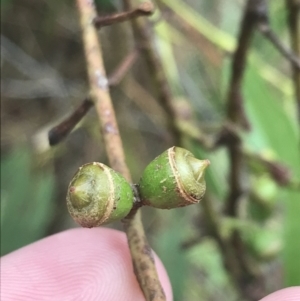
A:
[1,0,300,300]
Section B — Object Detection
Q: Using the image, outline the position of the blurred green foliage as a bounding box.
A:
[1,146,55,255]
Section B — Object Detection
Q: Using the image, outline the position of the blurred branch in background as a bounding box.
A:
[48,48,140,146]
[224,2,264,297]
[256,1,300,71]
[225,0,258,131]
[94,1,153,28]
[48,98,93,146]
[124,0,181,145]
[285,0,300,122]
[108,47,140,86]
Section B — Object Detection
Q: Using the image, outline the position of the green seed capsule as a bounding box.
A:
[66,162,134,228]
[138,146,209,209]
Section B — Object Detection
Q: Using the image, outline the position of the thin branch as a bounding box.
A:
[94,2,154,28]
[244,151,292,186]
[76,1,165,300]
[123,0,181,146]
[170,96,295,189]
[224,1,265,298]
[108,48,140,86]
[181,235,205,250]
[48,98,93,146]
[225,0,263,216]
[226,0,263,130]
[175,111,295,188]
[48,49,139,145]
[122,185,166,301]
[224,6,256,281]
[256,2,300,71]
[258,24,300,70]
[285,0,300,122]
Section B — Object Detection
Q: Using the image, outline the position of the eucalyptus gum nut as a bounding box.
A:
[138,146,210,209]
[66,162,134,228]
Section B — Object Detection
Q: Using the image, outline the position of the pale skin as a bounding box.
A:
[1,228,299,301]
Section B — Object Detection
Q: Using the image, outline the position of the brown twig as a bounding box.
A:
[171,96,295,190]
[258,24,300,70]
[256,2,300,71]
[225,0,263,216]
[122,186,166,301]
[48,49,139,145]
[225,0,261,131]
[108,48,140,86]
[245,151,292,186]
[223,2,256,279]
[76,1,165,300]
[48,98,93,146]
[224,1,266,299]
[175,109,295,189]
[285,0,300,122]
[94,2,154,28]
[123,0,181,146]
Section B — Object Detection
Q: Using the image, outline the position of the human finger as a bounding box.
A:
[259,286,300,301]
[1,227,172,301]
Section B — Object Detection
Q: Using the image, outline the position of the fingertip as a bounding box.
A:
[260,286,300,301]
[2,227,172,301]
